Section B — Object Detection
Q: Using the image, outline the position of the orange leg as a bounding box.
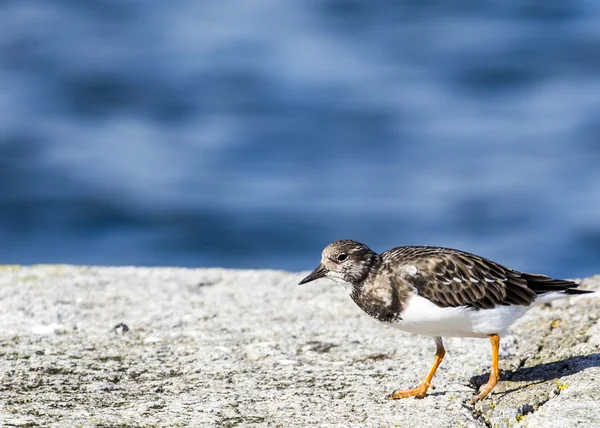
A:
[388,337,445,400]
[471,334,500,404]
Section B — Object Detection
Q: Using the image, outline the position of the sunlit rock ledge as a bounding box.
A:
[0,266,598,427]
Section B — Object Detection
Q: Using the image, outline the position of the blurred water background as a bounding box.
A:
[1,1,600,278]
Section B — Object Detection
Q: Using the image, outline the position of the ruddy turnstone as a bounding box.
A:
[299,239,594,403]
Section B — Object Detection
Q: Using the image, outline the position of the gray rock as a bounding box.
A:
[0,266,598,427]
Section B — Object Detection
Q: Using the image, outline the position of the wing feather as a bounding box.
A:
[385,247,537,309]
[384,246,584,310]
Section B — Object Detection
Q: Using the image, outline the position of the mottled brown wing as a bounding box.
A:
[395,248,538,309]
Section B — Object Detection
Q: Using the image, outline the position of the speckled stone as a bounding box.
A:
[0,266,598,427]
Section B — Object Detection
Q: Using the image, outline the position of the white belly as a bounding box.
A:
[391,295,533,338]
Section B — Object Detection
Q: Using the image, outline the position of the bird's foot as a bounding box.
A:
[387,381,433,400]
[470,379,497,404]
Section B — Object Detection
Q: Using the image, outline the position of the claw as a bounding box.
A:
[470,379,497,404]
[387,381,432,400]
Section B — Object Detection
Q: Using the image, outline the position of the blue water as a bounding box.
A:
[1,1,600,278]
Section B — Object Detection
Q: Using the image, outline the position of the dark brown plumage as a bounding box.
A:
[381,245,587,310]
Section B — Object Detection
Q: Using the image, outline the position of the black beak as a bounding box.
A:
[299,263,327,284]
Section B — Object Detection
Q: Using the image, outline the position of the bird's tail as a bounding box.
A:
[522,273,592,294]
[523,273,595,305]
[562,287,596,295]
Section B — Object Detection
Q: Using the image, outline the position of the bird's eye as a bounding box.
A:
[337,253,347,262]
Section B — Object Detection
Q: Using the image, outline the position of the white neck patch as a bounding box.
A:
[405,265,419,276]
[327,271,355,294]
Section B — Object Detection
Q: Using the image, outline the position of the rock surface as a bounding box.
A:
[0,265,599,427]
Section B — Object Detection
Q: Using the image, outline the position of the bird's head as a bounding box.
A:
[299,240,378,289]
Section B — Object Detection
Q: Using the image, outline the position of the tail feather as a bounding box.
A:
[522,273,593,295]
[563,288,595,295]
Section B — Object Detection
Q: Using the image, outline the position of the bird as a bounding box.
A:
[298,239,594,404]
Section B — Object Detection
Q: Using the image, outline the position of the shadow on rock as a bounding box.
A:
[470,353,600,390]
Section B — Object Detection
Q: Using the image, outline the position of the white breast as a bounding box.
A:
[391,294,533,338]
